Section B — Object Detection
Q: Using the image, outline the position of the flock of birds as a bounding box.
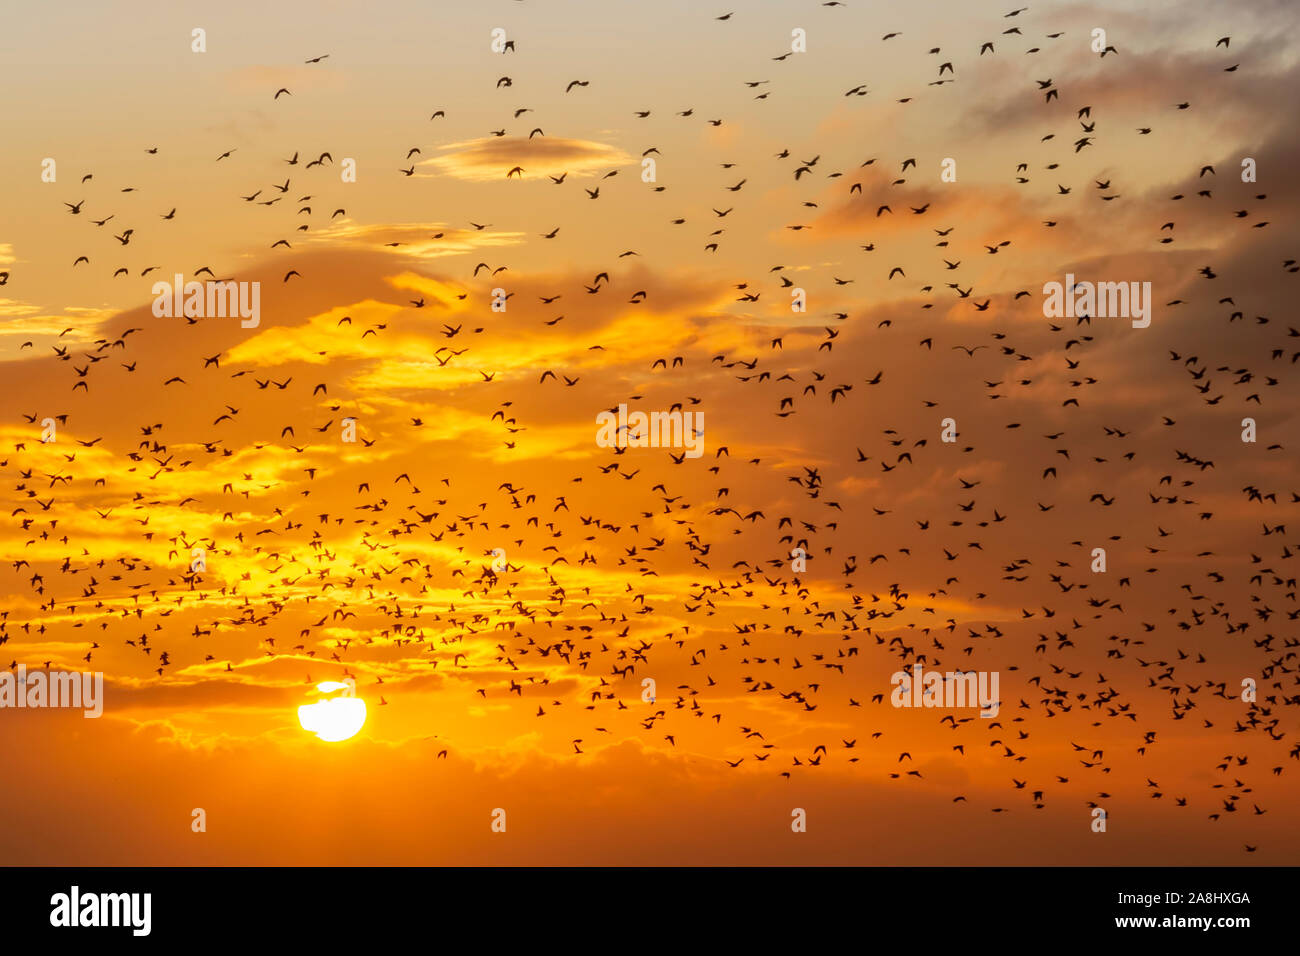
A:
[3,4,1296,859]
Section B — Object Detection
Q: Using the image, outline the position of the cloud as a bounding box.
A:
[0,299,41,318]
[0,305,117,357]
[303,220,525,260]
[421,136,634,181]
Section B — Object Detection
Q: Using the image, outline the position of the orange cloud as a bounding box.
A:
[422,136,634,181]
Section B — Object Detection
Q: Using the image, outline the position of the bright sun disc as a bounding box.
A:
[298,683,367,742]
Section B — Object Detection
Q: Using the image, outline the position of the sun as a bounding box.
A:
[298,681,367,742]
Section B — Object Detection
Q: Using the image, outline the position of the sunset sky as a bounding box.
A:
[1,0,1297,865]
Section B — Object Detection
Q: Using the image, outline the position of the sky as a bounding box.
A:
[0,0,1298,865]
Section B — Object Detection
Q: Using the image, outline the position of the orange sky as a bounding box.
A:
[1,0,1298,865]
